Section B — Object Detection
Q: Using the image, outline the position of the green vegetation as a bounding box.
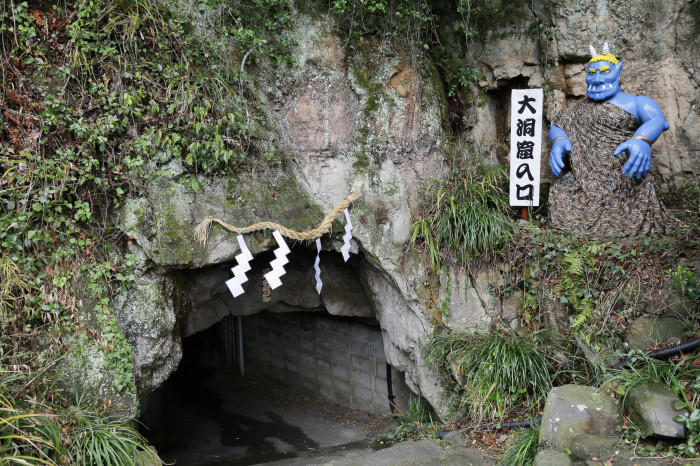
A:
[1,0,300,461]
[424,330,553,422]
[382,398,443,443]
[603,352,699,457]
[500,423,540,466]
[668,265,700,302]
[0,384,157,464]
[410,160,514,271]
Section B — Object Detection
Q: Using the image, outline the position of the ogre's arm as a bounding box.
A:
[548,124,572,177]
[613,96,669,179]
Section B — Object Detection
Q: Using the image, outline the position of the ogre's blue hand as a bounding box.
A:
[614,138,651,179]
[549,138,572,177]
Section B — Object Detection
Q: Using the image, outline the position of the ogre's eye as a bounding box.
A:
[588,68,596,75]
[601,68,610,74]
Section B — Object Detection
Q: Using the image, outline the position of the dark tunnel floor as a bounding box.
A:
[140,327,394,465]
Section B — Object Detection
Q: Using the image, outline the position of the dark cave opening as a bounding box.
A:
[140,308,412,465]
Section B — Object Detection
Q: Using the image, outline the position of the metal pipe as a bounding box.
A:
[237,315,245,378]
[386,363,396,414]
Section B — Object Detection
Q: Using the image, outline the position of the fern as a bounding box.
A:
[563,250,584,276]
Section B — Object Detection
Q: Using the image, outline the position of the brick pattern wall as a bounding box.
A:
[243,311,391,413]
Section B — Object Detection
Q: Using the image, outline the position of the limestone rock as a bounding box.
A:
[319,254,374,318]
[57,340,138,418]
[627,382,687,439]
[118,174,325,268]
[625,316,686,351]
[440,269,489,332]
[114,274,181,393]
[539,385,621,451]
[533,450,572,466]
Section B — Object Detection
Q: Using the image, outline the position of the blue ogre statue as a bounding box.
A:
[546,42,677,238]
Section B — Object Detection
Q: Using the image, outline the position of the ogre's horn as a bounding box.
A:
[589,44,597,57]
[602,42,610,54]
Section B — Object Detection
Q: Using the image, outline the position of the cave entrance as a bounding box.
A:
[140,247,413,465]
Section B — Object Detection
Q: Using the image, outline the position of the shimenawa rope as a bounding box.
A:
[193,189,362,245]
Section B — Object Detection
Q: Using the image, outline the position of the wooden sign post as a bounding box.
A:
[509,89,543,220]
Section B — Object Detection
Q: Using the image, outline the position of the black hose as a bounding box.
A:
[477,418,541,430]
[613,337,700,370]
[461,337,700,432]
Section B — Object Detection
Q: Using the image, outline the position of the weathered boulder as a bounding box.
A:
[539,385,621,451]
[533,450,572,466]
[627,382,688,439]
[625,316,686,351]
[570,434,619,462]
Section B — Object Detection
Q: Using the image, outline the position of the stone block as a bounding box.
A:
[335,391,351,406]
[330,349,349,364]
[627,382,687,438]
[300,377,316,392]
[351,340,369,357]
[317,373,333,389]
[299,338,314,352]
[353,385,372,403]
[376,363,387,380]
[352,368,373,389]
[295,350,314,366]
[539,385,621,451]
[319,386,334,401]
[351,355,370,373]
[332,364,349,380]
[534,450,572,466]
[316,357,331,371]
[332,375,349,391]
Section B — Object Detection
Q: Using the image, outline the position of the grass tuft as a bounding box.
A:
[424,330,553,422]
[411,160,514,271]
[500,424,540,466]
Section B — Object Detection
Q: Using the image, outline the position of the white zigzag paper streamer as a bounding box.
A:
[225,235,253,297]
[263,230,290,290]
[314,238,322,295]
[341,208,353,262]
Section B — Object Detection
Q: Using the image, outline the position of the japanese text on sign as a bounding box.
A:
[509,89,543,207]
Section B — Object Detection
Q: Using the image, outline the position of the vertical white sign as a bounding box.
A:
[509,89,543,207]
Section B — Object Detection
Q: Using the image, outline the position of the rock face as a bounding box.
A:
[112,10,520,421]
[627,383,688,438]
[539,385,621,451]
[109,3,697,422]
[114,273,181,394]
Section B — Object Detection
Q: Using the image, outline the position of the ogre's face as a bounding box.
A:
[585,60,621,101]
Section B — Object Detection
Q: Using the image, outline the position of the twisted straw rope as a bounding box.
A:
[193,189,362,245]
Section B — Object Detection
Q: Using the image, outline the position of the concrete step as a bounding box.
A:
[255,439,496,465]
